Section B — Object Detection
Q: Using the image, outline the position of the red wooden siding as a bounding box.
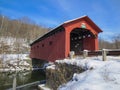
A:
[30,30,65,62]
[83,36,98,50]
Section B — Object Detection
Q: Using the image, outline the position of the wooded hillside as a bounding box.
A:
[99,34,120,49]
[0,15,48,42]
[0,15,49,54]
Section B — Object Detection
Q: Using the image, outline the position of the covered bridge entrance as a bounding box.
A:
[70,28,95,54]
[30,16,102,63]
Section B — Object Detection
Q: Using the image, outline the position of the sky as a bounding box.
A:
[0,0,120,41]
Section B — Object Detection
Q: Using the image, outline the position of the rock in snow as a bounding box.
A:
[57,56,120,90]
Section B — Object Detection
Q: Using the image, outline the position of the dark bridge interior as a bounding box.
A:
[70,28,94,54]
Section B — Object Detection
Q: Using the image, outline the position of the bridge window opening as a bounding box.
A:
[49,41,53,45]
[42,44,44,47]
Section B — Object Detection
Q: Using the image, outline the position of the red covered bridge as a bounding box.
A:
[30,16,102,64]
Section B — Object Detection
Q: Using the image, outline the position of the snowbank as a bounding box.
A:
[57,56,120,90]
[0,54,29,61]
[46,62,55,70]
[0,54,31,72]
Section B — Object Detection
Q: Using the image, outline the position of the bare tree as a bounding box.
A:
[112,34,120,49]
[99,37,113,49]
[0,15,48,54]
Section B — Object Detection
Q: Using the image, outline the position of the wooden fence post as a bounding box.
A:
[69,51,75,59]
[13,74,16,90]
[83,50,88,59]
[102,49,107,61]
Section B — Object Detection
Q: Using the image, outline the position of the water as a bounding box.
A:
[0,70,45,90]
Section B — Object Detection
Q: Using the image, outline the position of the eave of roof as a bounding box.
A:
[30,25,64,46]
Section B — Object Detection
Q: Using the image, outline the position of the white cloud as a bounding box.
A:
[99,31,116,41]
[101,31,115,36]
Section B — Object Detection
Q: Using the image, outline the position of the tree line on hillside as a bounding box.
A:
[99,34,120,49]
[0,15,48,43]
[0,15,49,55]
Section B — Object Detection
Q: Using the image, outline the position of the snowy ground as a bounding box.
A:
[0,54,31,72]
[56,56,120,90]
[0,54,29,61]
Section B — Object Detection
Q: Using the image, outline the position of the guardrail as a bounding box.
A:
[87,50,120,56]
[7,80,46,90]
[73,49,120,61]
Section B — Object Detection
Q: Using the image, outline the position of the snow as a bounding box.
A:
[57,56,120,90]
[64,15,86,24]
[46,64,55,69]
[0,54,31,72]
[46,62,55,69]
[38,84,51,90]
[0,37,28,45]
[0,54,29,61]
